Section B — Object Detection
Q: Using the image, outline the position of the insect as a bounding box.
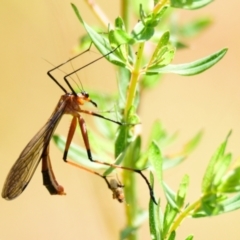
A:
[104,176,125,203]
[1,44,157,204]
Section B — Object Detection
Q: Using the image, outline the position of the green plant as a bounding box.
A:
[53,1,240,239]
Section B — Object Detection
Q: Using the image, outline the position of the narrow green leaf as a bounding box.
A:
[149,172,161,240]
[108,29,133,46]
[171,0,213,10]
[115,16,126,30]
[147,120,167,147]
[162,203,178,237]
[218,166,240,193]
[131,21,154,42]
[115,126,128,158]
[180,17,212,37]
[163,156,185,170]
[213,153,232,188]
[220,193,240,213]
[168,231,176,240]
[162,182,178,210]
[117,67,131,108]
[202,131,231,193]
[71,3,127,67]
[185,235,194,240]
[147,31,175,70]
[148,141,163,186]
[103,151,126,176]
[146,48,228,76]
[181,130,203,155]
[141,74,162,89]
[120,226,137,240]
[176,175,189,208]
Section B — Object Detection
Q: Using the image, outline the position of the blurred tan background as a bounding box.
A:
[1,1,240,239]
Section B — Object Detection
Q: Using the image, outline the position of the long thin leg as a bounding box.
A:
[42,141,122,200]
[61,114,156,204]
[66,160,125,202]
[80,109,126,125]
[63,116,78,160]
[75,114,157,204]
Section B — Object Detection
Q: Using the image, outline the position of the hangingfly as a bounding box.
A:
[1,45,157,204]
[104,177,125,203]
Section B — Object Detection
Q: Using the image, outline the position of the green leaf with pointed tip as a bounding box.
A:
[193,192,240,217]
[147,120,167,147]
[131,20,155,42]
[114,126,128,158]
[149,172,161,240]
[146,48,228,76]
[163,156,185,170]
[213,153,232,188]
[71,3,127,67]
[147,120,178,149]
[185,235,194,240]
[162,203,178,237]
[148,141,163,186]
[120,226,137,240]
[220,193,240,213]
[168,231,176,240]
[218,166,240,193]
[176,175,189,208]
[202,131,231,193]
[163,182,178,210]
[143,6,169,28]
[103,151,127,176]
[141,74,162,89]
[171,0,213,10]
[109,29,133,46]
[117,67,131,108]
[115,16,125,30]
[147,31,175,70]
[181,130,203,155]
[180,17,212,37]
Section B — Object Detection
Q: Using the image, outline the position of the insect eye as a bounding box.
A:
[81,91,89,98]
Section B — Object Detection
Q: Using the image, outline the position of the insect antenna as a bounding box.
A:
[47,44,93,94]
[69,58,85,93]
[63,45,120,95]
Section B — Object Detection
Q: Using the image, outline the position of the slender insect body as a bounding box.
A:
[2,46,157,204]
[2,92,92,200]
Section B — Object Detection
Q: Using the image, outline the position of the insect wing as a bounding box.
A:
[2,99,66,200]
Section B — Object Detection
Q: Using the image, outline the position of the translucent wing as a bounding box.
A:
[2,98,67,200]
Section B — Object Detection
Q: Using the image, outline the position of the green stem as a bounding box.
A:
[121,0,131,31]
[123,170,138,240]
[121,43,145,240]
[120,3,146,240]
[124,42,145,118]
[165,199,201,239]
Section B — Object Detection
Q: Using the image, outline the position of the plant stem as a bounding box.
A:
[166,199,201,239]
[121,42,145,240]
[121,0,131,31]
[124,42,145,118]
